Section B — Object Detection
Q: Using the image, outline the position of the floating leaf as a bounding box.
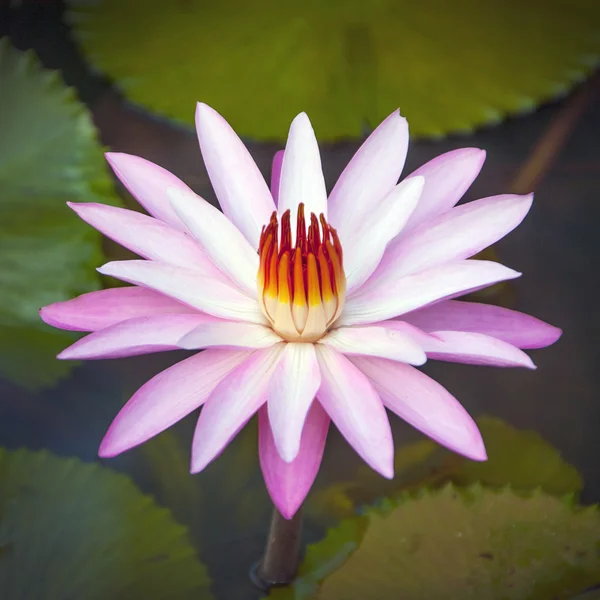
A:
[66,0,600,140]
[452,417,583,494]
[272,485,600,599]
[136,422,272,599]
[0,39,121,389]
[331,416,582,514]
[0,448,212,599]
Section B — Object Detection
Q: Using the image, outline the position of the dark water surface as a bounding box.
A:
[1,4,600,599]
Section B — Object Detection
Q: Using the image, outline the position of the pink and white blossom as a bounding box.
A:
[41,103,561,518]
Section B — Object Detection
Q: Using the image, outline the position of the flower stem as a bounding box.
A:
[256,506,303,588]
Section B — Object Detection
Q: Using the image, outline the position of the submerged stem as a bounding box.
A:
[256,506,303,588]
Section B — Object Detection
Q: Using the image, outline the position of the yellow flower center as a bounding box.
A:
[257,203,346,342]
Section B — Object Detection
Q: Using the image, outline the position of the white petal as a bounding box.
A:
[168,187,259,295]
[328,110,409,242]
[402,300,562,350]
[420,330,536,368]
[97,260,266,324]
[57,314,214,360]
[68,202,224,277]
[99,348,252,457]
[39,287,194,332]
[178,321,282,350]
[344,176,424,293]
[376,193,533,280]
[341,260,521,326]
[403,148,486,232]
[190,344,284,473]
[267,343,321,462]
[105,152,192,230]
[315,345,394,478]
[320,324,426,365]
[195,103,275,249]
[351,355,487,461]
[278,113,327,235]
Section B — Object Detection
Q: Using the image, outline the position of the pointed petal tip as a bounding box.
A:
[405,174,425,192]
[450,146,487,165]
[289,111,315,136]
[56,347,73,360]
[381,463,394,479]
[387,107,405,120]
[547,326,563,346]
[267,488,301,520]
[189,454,212,475]
[97,445,116,459]
[412,352,428,367]
[39,305,56,327]
[277,440,301,464]
[462,425,488,461]
[468,442,488,462]
[98,433,126,459]
[293,111,310,122]
[175,333,197,350]
[523,353,537,370]
[278,504,299,520]
[104,151,132,168]
[195,101,219,122]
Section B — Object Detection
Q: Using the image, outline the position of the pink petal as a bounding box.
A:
[315,345,393,478]
[278,113,327,232]
[97,260,266,324]
[168,187,259,295]
[40,287,194,332]
[351,356,487,461]
[270,150,284,205]
[105,153,193,230]
[259,401,329,519]
[267,343,321,462]
[328,110,409,243]
[68,202,223,277]
[57,314,216,360]
[178,321,282,350]
[341,260,521,326]
[99,348,252,457]
[403,148,486,232]
[190,344,284,473]
[195,103,275,249]
[344,176,424,293]
[320,325,426,365]
[420,330,536,368]
[402,300,562,349]
[378,193,533,280]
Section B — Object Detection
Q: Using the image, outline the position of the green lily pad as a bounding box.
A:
[136,422,272,599]
[271,485,600,599]
[66,0,600,140]
[321,416,582,516]
[0,447,212,599]
[0,39,121,390]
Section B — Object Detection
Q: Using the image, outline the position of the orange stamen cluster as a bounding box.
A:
[258,203,346,342]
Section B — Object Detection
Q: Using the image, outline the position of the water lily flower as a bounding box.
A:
[41,103,561,519]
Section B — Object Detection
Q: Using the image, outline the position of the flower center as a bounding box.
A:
[257,203,346,342]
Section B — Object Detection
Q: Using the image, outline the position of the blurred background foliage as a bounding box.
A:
[0,39,122,389]
[0,0,599,598]
[67,0,600,139]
